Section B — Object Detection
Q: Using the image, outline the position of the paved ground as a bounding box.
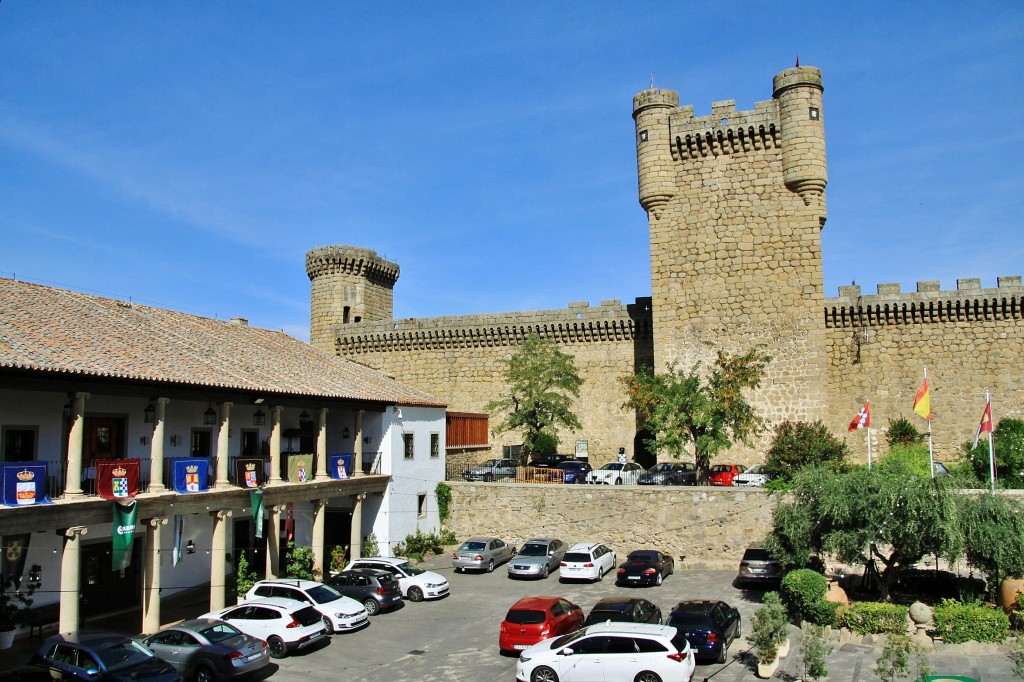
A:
[1,552,1018,681]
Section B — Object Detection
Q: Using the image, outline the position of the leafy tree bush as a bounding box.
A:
[751,592,789,663]
[965,418,1024,489]
[435,482,453,524]
[530,431,559,455]
[764,420,848,481]
[284,541,317,580]
[235,551,257,598]
[780,569,827,622]
[933,598,1010,643]
[838,602,909,635]
[877,443,935,478]
[874,634,911,682]
[330,544,349,573]
[362,533,380,557]
[797,623,832,682]
[886,417,924,447]
[960,492,1024,595]
[393,529,456,560]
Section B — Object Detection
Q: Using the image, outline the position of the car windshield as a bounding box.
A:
[563,552,591,562]
[518,543,548,557]
[550,627,592,649]
[585,611,630,625]
[306,584,342,604]
[668,613,712,629]
[711,465,730,473]
[742,548,775,561]
[199,622,244,644]
[600,463,623,471]
[744,465,766,474]
[505,609,546,625]
[459,541,487,551]
[97,639,155,673]
[653,463,672,471]
[397,561,425,576]
[478,460,499,467]
[628,552,657,562]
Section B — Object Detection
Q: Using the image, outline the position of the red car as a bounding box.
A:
[708,463,747,486]
[498,596,584,654]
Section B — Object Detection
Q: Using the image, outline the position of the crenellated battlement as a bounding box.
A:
[305,245,400,287]
[669,100,780,161]
[824,276,1024,327]
[337,298,653,354]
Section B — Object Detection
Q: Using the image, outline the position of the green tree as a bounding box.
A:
[798,624,832,682]
[874,634,911,682]
[767,463,963,601]
[620,347,769,481]
[486,333,582,456]
[885,417,925,448]
[284,541,317,580]
[764,420,848,481]
[235,551,257,599]
[966,418,1024,489]
[960,492,1024,593]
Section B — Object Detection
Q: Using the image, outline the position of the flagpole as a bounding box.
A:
[923,367,935,479]
[867,425,872,470]
[987,390,995,492]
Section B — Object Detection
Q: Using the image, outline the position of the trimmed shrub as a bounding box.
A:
[780,569,828,622]
[933,599,1010,643]
[751,592,789,662]
[806,598,840,627]
[765,420,848,481]
[838,602,909,635]
[885,417,924,447]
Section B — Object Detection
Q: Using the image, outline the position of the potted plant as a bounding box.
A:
[0,569,40,649]
[751,592,789,678]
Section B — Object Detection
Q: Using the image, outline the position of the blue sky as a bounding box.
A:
[2,2,1021,342]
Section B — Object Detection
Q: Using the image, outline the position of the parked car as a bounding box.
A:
[556,460,592,484]
[515,622,695,682]
[507,538,567,579]
[452,536,517,573]
[31,632,181,682]
[733,463,771,487]
[583,596,663,626]
[587,461,644,485]
[204,597,329,659]
[638,461,698,486]
[559,542,617,582]
[666,599,742,663]
[736,543,783,586]
[243,578,369,633]
[463,458,517,482]
[325,567,403,615]
[345,556,450,602]
[708,463,747,486]
[616,549,675,587]
[143,618,270,682]
[529,454,575,468]
[498,595,584,654]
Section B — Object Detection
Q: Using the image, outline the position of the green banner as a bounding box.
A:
[250,489,264,539]
[112,500,138,571]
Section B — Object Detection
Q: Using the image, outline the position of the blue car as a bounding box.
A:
[556,460,592,484]
[32,631,181,682]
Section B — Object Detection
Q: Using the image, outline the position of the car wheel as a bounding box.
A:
[363,598,380,616]
[408,586,424,602]
[595,565,604,582]
[614,477,623,485]
[531,665,559,682]
[541,564,549,579]
[193,664,215,682]
[487,559,495,573]
[322,614,335,633]
[483,473,494,482]
[655,571,662,586]
[736,616,742,638]
[717,638,729,664]
[635,673,662,682]
[267,635,288,659]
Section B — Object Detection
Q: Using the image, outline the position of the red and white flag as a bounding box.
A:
[972,399,993,449]
[848,403,871,431]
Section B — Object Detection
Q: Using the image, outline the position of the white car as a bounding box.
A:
[345,556,450,601]
[587,461,644,485]
[733,464,772,487]
[243,578,369,633]
[204,597,328,659]
[516,622,695,682]
[559,542,616,582]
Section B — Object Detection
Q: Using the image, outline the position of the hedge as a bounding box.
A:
[933,599,1010,643]
[780,569,828,623]
[837,602,908,635]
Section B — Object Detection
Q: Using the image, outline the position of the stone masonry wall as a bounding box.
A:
[447,481,775,570]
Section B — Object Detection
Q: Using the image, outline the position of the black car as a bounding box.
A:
[666,599,742,664]
[615,549,675,586]
[637,462,698,486]
[32,631,181,682]
[529,454,575,468]
[326,568,404,615]
[583,597,662,627]
[736,544,783,586]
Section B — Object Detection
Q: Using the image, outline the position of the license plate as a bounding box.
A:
[246,652,264,662]
[514,644,528,650]
[628,576,640,580]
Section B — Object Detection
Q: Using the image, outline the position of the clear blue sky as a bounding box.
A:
[2,2,1021,342]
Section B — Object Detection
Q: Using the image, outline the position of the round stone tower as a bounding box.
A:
[305,245,399,352]
[773,66,828,223]
[632,88,680,221]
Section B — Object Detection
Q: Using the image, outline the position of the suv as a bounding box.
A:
[244,579,369,633]
[205,597,328,659]
[559,542,616,582]
[736,544,783,585]
[344,556,450,602]
[326,568,403,615]
[666,599,742,663]
[515,622,695,682]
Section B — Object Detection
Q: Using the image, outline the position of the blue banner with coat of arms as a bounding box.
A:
[170,458,209,494]
[1,462,52,506]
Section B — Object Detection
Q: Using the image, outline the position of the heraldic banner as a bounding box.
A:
[96,459,140,501]
[328,453,352,480]
[171,458,210,494]
[250,489,264,539]
[2,533,31,587]
[0,462,52,506]
[286,454,313,483]
[234,457,265,489]
[112,500,138,571]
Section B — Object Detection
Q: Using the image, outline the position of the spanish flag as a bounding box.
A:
[913,378,931,421]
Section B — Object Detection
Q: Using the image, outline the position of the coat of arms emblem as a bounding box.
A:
[15,469,36,505]
[112,465,128,498]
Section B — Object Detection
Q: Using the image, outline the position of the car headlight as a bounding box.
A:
[519,654,532,663]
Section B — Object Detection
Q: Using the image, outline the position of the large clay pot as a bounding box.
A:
[999,577,1024,613]
[825,581,849,605]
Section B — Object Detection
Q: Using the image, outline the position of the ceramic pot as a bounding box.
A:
[999,577,1024,613]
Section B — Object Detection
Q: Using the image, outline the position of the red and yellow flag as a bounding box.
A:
[913,378,931,420]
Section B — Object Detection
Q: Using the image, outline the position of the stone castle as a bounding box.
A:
[306,65,1023,468]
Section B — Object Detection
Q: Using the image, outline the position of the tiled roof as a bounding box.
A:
[0,278,444,407]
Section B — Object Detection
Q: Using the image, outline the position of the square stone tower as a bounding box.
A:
[633,66,829,425]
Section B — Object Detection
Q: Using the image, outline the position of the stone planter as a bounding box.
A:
[778,637,791,658]
[756,655,779,679]
[0,629,15,650]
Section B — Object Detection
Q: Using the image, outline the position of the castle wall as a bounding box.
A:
[337,299,653,463]
[826,277,1024,462]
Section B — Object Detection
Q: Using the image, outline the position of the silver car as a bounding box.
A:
[463,458,517,482]
[451,536,516,572]
[507,538,567,579]
[144,618,270,682]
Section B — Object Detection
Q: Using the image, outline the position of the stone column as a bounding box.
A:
[312,499,327,578]
[59,526,88,634]
[65,392,89,497]
[150,398,170,492]
[354,410,364,477]
[266,505,283,579]
[215,402,232,488]
[350,493,366,560]
[268,406,283,484]
[141,517,168,634]
[209,509,233,611]
[315,408,328,479]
